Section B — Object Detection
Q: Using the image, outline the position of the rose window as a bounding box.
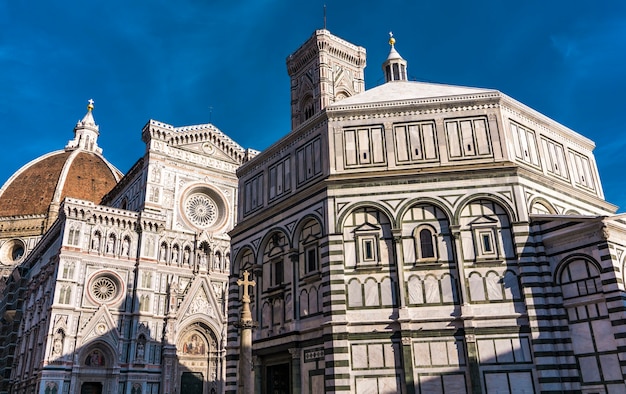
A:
[91,276,117,302]
[185,193,218,227]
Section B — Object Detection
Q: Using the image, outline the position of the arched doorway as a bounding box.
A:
[80,382,103,394]
[177,323,221,394]
[76,343,117,394]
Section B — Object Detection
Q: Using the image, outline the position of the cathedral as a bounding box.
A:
[1,27,626,394]
[0,101,254,393]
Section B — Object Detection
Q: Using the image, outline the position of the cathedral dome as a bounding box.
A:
[0,150,120,218]
[0,101,122,232]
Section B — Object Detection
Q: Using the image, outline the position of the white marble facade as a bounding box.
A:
[4,116,252,394]
[226,30,626,394]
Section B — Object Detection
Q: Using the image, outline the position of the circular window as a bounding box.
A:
[185,193,218,227]
[0,239,26,265]
[180,185,227,230]
[88,272,123,304]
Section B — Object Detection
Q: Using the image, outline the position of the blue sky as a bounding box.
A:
[1,1,625,210]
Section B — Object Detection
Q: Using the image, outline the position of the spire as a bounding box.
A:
[66,99,102,154]
[382,32,408,82]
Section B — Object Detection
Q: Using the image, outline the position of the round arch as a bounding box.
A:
[257,227,292,265]
[336,201,396,232]
[528,197,558,215]
[453,193,517,224]
[397,197,454,226]
[292,213,325,247]
[231,246,256,275]
[79,340,117,368]
[554,253,602,285]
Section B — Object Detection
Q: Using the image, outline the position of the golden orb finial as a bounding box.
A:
[388,31,395,46]
[87,99,94,112]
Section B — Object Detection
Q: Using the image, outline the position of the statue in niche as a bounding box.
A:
[169,279,179,312]
[144,236,154,257]
[214,253,221,271]
[106,236,114,254]
[136,342,145,360]
[199,253,207,269]
[51,337,63,357]
[172,248,179,265]
[159,244,166,262]
[121,238,130,256]
[183,249,190,266]
[92,233,100,251]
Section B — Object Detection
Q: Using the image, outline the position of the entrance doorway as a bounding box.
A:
[181,372,204,394]
[266,363,290,394]
[81,382,103,394]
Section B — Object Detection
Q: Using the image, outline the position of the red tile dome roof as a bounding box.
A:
[0,149,121,217]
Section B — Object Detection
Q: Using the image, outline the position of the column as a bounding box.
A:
[289,347,302,394]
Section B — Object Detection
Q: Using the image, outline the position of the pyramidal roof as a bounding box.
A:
[328,80,500,110]
[329,33,500,111]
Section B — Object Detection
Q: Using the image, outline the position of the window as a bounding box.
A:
[445,117,492,159]
[59,286,71,304]
[510,121,540,167]
[343,126,386,167]
[140,295,150,312]
[569,149,596,191]
[358,235,379,265]
[305,245,318,273]
[269,157,291,200]
[273,260,284,286]
[393,121,438,163]
[296,137,322,185]
[541,137,568,179]
[141,272,152,289]
[62,262,74,279]
[419,228,435,259]
[243,173,264,215]
[302,99,314,121]
[146,383,160,394]
[480,232,494,254]
[68,225,80,245]
[473,228,498,258]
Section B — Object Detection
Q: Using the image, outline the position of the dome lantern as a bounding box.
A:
[382,32,408,82]
[66,99,102,154]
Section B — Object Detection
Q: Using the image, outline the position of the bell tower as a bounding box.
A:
[286,29,366,129]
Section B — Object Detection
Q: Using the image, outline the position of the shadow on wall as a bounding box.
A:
[11,287,224,394]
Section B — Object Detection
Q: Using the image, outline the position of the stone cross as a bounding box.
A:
[237,270,255,322]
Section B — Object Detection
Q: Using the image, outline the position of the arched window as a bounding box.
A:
[59,286,71,304]
[419,228,435,259]
[68,225,80,245]
[62,262,74,279]
[140,295,150,312]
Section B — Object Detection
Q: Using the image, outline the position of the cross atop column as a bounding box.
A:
[237,270,255,322]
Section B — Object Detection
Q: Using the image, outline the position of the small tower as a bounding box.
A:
[286,29,366,129]
[66,99,102,154]
[382,32,408,82]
